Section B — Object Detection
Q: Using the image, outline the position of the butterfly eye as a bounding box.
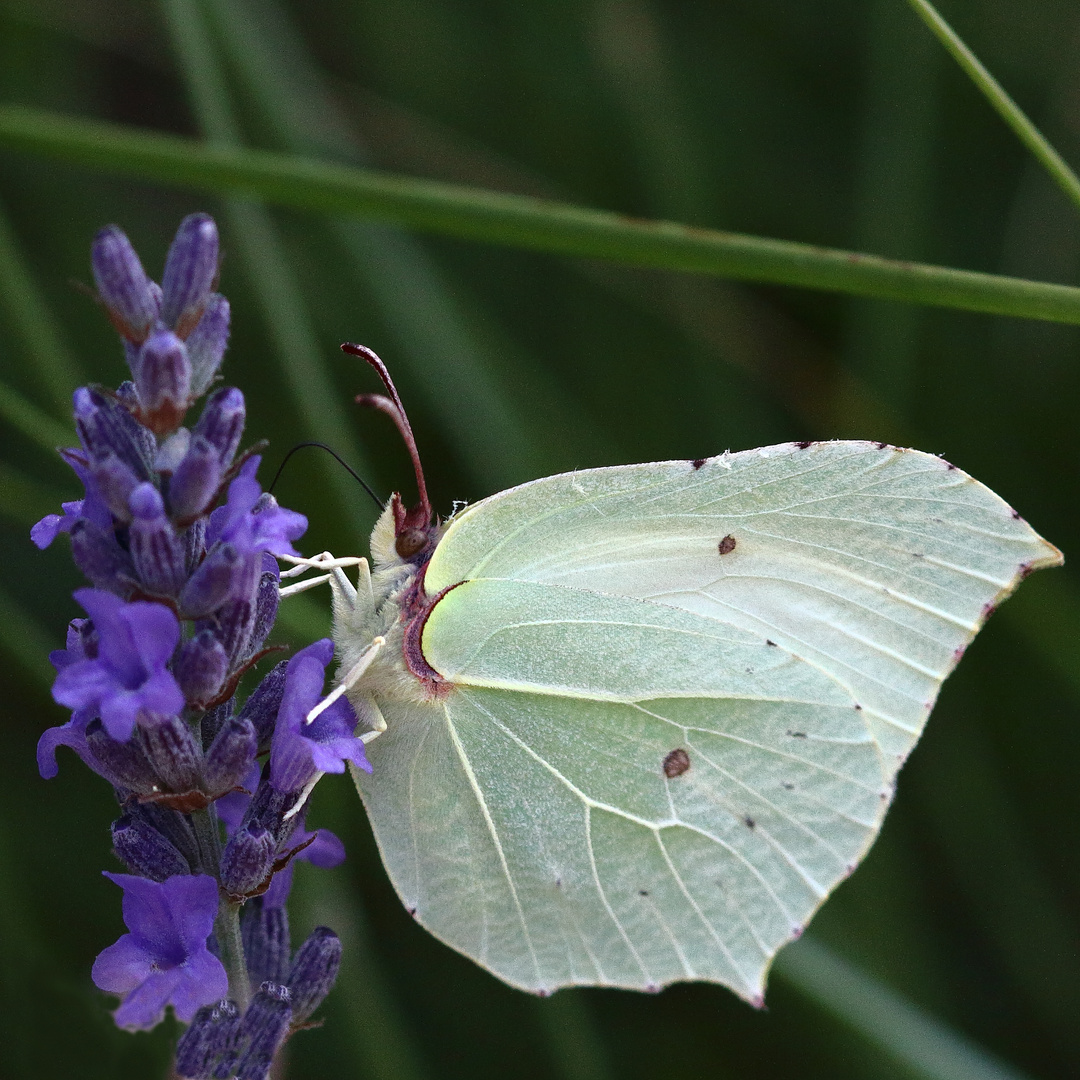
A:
[395,528,429,558]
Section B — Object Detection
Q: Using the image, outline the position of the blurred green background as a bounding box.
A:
[1,0,1079,1078]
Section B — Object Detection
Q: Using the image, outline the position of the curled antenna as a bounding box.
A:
[341,342,431,522]
[269,441,383,509]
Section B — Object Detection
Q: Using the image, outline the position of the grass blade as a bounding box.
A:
[906,0,1080,217]
[775,937,1034,1080]
[4,104,1080,326]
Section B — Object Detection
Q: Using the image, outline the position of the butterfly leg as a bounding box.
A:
[278,551,365,597]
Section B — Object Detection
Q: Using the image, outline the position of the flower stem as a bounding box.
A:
[214,897,251,1011]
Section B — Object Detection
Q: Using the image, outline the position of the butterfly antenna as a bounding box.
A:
[341,342,432,522]
[269,441,383,509]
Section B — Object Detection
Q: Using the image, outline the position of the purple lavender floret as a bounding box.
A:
[34,216,348,1070]
[269,639,370,792]
[92,873,228,1030]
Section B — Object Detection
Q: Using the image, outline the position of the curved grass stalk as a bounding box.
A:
[906,0,1080,217]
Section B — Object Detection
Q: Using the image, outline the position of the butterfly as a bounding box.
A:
[287,343,1061,1004]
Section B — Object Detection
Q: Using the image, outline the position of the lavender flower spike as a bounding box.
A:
[269,639,370,793]
[161,213,219,335]
[92,873,228,1030]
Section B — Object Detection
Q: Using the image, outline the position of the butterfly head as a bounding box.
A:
[341,342,437,563]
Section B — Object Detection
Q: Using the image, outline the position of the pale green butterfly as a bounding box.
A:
[283,343,1062,1005]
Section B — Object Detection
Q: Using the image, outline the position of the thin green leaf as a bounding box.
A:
[0,377,73,453]
[0,199,82,414]
[0,581,57,687]
[3,104,1080,325]
[906,0,1080,217]
[774,937,1034,1080]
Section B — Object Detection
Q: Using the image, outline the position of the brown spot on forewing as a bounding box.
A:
[718,534,736,555]
[662,748,690,778]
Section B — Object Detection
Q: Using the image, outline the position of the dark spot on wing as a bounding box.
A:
[1011,509,1022,520]
[766,639,777,647]
[718,534,737,555]
[744,816,756,829]
[691,458,707,470]
[662,748,690,778]
[782,782,794,790]
[791,924,804,938]
[536,988,551,998]
[1018,561,1035,579]
[554,877,562,889]
[794,440,812,449]
[874,441,888,450]
[982,602,997,621]
[854,703,862,711]
[638,889,650,897]
[408,906,417,916]
[787,730,807,739]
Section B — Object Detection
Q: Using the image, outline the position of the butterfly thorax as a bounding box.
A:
[332,499,450,717]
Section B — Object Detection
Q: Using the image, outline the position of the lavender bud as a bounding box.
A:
[170,435,224,522]
[132,801,200,870]
[239,660,288,752]
[175,999,241,1079]
[176,630,230,710]
[111,812,191,880]
[244,567,280,661]
[193,387,245,469]
[213,595,257,666]
[89,452,141,522]
[134,329,192,435]
[180,543,250,618]
[188,294,230,396]
[138,714,202,793]
[161,214,219,334]
[91,225,159,344]
[203,716,257,797]
[70,520,135,597]
[200,696,234,750]
[287,927,342,1022]
[241,900,291,987]
[85,719,159,793]
[74,387,155,479]
[235,985,291,1080]
[220,825,276,896]
[129,482,187,595]
[155,427,191,473]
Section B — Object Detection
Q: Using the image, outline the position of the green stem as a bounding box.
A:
[906,0,1080,216]
[213,898,251,1011]
[3,104,1080,325]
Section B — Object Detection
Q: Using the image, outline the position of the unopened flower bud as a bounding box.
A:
[91,452,142,522]
[221,825,276,896]
[176,630,230,710]
[175,999,241,1079]
[235,985,291,1080]
[129,483,187,595]
[287,926,342,1022]
[74,387,155,479]
[112,812,191,881]
[188,294,230,396]
[238,660,288,752]
[193,387,245,469]
[169,435,223,522]
[135,329,192,435]
[180,542,251,618]
[203,716,257,797]
[241,899,291,987]
[85,719,159,793]
[70,520,136,597]
[244,564,280,661]
[138,713,202,793]
[91,225,159,344]
[161,213,219,335]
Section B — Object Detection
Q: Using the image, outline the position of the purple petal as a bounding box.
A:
[36,717,92,779]
[169,948,229,1022]
[92,933,155,995]
[301,828,346,870]
[112,968,184,1031]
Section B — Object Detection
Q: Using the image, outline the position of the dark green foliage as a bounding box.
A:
[1,1,1077,1077]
